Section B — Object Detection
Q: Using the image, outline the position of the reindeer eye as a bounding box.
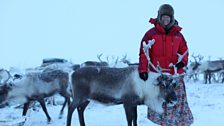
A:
[160,84,166,88]
[172,83,177,88]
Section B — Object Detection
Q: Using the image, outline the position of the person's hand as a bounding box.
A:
[175,61,184,70]
[139,72,148,81]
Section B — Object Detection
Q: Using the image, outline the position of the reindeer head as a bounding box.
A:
[186,54,203,74]
[156,74,180,106]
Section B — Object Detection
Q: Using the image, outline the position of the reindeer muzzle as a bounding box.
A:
[165,92,177,107]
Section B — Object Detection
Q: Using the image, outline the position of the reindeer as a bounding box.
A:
[81,61,108,67]
[66,66,181,126]
[84,53,138,68]
[187,55,224,84]
[81,54,109,67]
[0,69,71,122]
[66,40,184,126]
[186,54,204,81]
[201,60,224,84]
[120,54,139,67]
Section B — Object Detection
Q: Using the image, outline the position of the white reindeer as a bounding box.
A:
[0,69,71,122]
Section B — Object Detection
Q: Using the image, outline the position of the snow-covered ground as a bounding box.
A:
[0,80,224,126]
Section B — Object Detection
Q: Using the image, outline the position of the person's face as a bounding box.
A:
[161,15,171,26]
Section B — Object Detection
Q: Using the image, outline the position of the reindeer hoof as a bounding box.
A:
[59,114,63,119]
[47,118,51,124]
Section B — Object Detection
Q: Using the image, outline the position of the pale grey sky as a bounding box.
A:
[1,0,224,69]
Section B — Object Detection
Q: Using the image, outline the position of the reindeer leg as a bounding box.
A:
[22,101,30,116]
[132,106,138,126]
[59,98,67,119]
[204,72,208,84]
[59,92,71,119]
[37,98,51,123]
[123,103,134,126]
[209,72,212,84]
[221,73,224,83]
[77,101,90,126]
[67,100,80,126]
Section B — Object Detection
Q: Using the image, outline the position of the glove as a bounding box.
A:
[175,61,185,70]
[139,72,148,81]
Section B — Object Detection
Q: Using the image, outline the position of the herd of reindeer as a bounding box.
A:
[0,53,223,126]
[187,54,224,84]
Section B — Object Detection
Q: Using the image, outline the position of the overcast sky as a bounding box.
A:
[1,0,224,69]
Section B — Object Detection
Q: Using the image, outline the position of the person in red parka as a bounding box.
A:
[138,4,194,126]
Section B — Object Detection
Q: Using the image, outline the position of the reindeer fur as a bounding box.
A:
[67,66,177,126]
[0,69,71,122]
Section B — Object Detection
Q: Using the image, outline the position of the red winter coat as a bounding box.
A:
[138,18,188,75]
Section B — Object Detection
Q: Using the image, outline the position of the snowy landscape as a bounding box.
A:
[1,65,224,126]
[1,1,224,126]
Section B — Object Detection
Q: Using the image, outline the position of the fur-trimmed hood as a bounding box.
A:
[157,4,175,31]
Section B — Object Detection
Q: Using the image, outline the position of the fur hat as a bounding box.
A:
[158,4,174,18]
[157,4,175,30]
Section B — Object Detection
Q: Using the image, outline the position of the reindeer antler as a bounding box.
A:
[113,56,119,67]
[157,61,170,72]
[143,39,161,73]
[177,49,188,64]
[168,63,177,75]
[168,49,189,75]
[120,54,131,65]
[0,69,11,84]
[191,53,204,64]
[97,53,104,62]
